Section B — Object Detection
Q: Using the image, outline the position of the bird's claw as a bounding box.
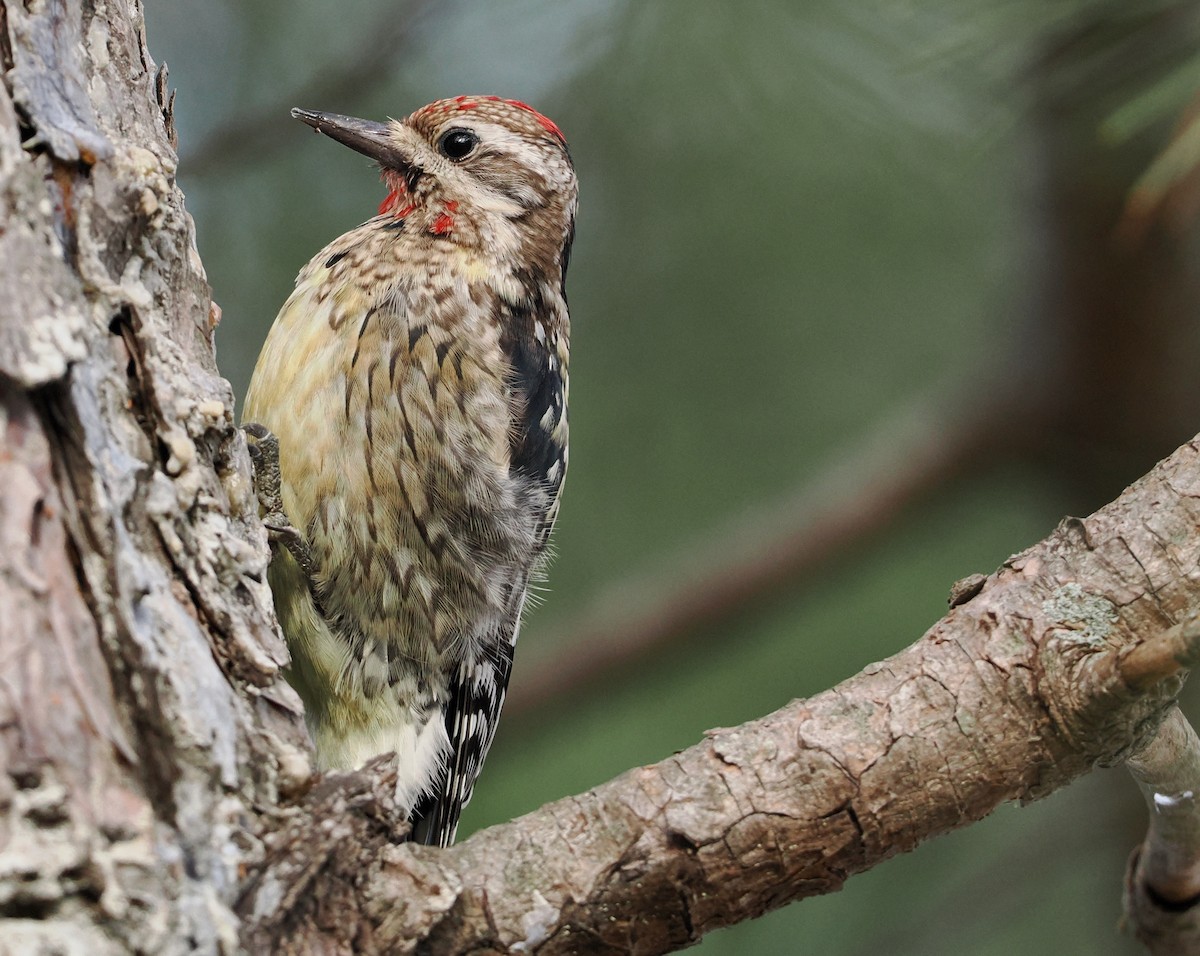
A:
[243,423,323,593]
[243,422,283,511]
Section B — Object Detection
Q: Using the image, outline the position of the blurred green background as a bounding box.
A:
[146,1,1200,952]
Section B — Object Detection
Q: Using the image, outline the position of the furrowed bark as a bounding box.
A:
[0,2,308,952]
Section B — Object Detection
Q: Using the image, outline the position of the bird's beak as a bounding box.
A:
[292,108,405,168]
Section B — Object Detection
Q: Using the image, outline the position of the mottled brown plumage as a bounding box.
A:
[244,97,576,846]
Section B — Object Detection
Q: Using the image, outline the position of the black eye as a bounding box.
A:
[438,128,479,160]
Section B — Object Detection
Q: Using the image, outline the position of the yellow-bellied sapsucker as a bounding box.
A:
[243,96,576,847]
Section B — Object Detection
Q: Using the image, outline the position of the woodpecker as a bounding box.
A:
[243,97,576,847]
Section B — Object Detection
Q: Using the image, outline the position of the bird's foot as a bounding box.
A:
[242,422,322,586]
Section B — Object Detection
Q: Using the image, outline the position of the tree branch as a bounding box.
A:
[241,435,1200,953]
[1124,705,1200,953]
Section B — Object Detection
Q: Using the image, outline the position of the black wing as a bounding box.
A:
[409,633,516,847]
[500,278,569,543]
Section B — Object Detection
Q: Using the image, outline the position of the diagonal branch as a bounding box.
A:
[240,432,1200,954]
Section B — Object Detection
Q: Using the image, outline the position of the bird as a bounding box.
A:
[242,96,577,847]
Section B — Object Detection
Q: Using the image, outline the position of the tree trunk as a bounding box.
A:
[1,2,1198,954]
[0,1,307,951]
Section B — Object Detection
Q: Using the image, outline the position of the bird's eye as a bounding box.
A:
[438,128,479,161]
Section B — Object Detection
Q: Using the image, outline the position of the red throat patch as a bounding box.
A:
[378,171,416,218]
[378,189,401,216]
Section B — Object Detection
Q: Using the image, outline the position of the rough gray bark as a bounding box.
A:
[0,1,308,952]
[1,1,1198,955]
